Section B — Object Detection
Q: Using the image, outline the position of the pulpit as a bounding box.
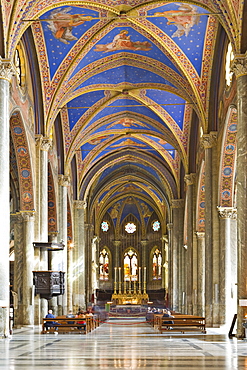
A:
[33,271,65,300]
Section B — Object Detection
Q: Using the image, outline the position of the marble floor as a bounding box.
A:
[0,318,247,370]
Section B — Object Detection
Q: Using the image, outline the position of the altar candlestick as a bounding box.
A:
[138,267,141,294]
[144,267,147,294]
[118,267,121,294]
[114,267,117,294]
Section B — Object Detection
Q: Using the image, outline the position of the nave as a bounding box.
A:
[1,319,246,370]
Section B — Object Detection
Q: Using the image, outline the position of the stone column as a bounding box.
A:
[92,236,99,303]
[113,240,121,269]
[57,175,70,315]
[184,175,196,314]
[166,223,173,309]
[73,200,86,311]
[195,232,205,317]
[48,232,59,315]
[141,240,148,287]
[171,199,185,312]
[232,54,247,336]
[0,58,13,337]
[85,224,94,306]
[218,207,237,326]
[21,211,35,325]
[201,132,217,326]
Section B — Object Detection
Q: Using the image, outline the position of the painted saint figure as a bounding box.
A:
[95,30,151,52]
[47,7,93,44]
[154,4,201,38]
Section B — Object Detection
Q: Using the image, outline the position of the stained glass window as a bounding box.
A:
[124,249,138,281]
[99,248,109,280]
[101,221,109,232]
[125,222,136,233]
[152,249,162,280]
[152,220,160,231]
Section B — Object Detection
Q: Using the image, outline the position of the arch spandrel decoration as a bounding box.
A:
[10,111,34,211]
[219,107,237,207]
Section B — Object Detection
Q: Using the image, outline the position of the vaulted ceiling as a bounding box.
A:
[4,0,243,229]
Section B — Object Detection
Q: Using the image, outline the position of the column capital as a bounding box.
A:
[217,206,237,219]
[184,173,196,186]
[231,52,247,79]
[171,199,185,208]
[201,132,217,149]
[167,223,173,230]
[140,240,148,247]
[195,231,205,239]
[74,200,87,209]
[20,210,35,221]
[0,57,14,82]
[35,135,52,151]
[58,174,70,186]
[113,240,121,247]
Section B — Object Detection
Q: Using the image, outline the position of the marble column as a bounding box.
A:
[141,240,148,287]
[113,240,121,269]
[48,232,59,315]
[231,54,247,337]
[184,175,196,314]
[57,175,70,315]
[20,211,35,325]
[34,136,51,321]
[171,199,185,312]
[0,58,13,337]
[73,200,86,311]
[166,223,173,309]
[85,223,94,305]
[92,236,99,303]
[195,232,205,317]
[201,132,217,326]
[218,207,237,327]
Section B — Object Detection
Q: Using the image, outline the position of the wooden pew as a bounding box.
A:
[41,315,96,334]
[156,314,206,334]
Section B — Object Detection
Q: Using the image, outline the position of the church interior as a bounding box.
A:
[1,0,247,366]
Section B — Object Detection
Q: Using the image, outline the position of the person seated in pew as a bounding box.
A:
[162,309,174,327]
[44,309,60,334]
[66,310,75,324]
[75,309,86,331]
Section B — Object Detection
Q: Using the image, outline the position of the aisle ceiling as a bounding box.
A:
[5,0,241,227]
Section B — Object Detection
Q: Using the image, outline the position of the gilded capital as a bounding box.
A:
[171,199,185,208]
[0,57,14,82]
[201,132,217,149]
[184,174,196,186]
[231,53,247,78]
[195,231,205,239]
[20,210,35,222]
[58,174,70,186]
[167,223,173,231]
[74,200,87,209]
[217,206,237,219]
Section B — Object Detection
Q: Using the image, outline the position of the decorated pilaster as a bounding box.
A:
[57,175,70,315]
[73,200,86,311]
[195,232,205,317]
[231,54,247,336]
[171,199,185,312]
[218,207,237,326]
[0,58,13,337]
[184,175,196,314]
[201,132,217,326]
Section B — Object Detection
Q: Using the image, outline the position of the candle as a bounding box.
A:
[144,267,146,282]
[139,267,141,283]
[114,267,117,283]
[119,267,121,282]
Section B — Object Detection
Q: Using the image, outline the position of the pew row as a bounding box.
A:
[42,315,99,334]
[153,314,206,334]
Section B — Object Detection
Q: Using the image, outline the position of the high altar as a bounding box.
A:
[111,267,149,305]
